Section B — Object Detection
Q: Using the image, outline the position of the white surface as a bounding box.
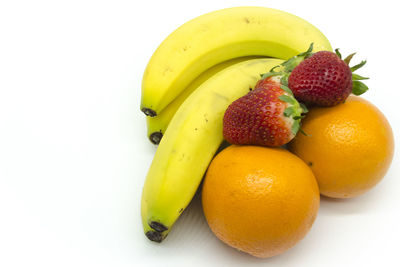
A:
[0,0,399,266]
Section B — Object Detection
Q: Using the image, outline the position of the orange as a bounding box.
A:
[202,145,319,258]
[289,95,394,198]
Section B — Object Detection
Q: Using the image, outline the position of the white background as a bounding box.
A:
[0,0,399,266]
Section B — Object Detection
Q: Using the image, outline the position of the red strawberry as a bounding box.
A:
[223,76,306,147]
[288,49,368,106]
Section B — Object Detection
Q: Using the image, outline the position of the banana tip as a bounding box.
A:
[145,231,163,243]
[149,221,168,232]
[141,107,157,117]
[145,221,168,242]
[149,132,163,145]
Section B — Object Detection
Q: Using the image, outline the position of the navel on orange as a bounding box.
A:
[202,145,319,258]
[289,95,394,198]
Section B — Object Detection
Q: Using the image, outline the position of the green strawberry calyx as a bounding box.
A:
[335,48,369,96]
[260,48,312,136]
[260,72,308,135]
[281,43,314,72]
[278,84,307,135]
[260,43,314,86]
[261,44,369,97]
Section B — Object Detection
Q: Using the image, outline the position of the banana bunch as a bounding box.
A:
[140,6,332,242]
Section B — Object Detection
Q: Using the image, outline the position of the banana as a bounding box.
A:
[141,58,284,242]
[146,57,260,144]
[140,6,332,116]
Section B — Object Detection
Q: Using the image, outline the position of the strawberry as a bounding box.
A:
[223,76,306,147]
[288,47,369,107]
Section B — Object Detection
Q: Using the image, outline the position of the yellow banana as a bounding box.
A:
[146,57,261,144]
[140,6,332,116]
[141,58,284,242]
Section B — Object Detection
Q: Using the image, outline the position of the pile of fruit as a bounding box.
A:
[140,7,394,258]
